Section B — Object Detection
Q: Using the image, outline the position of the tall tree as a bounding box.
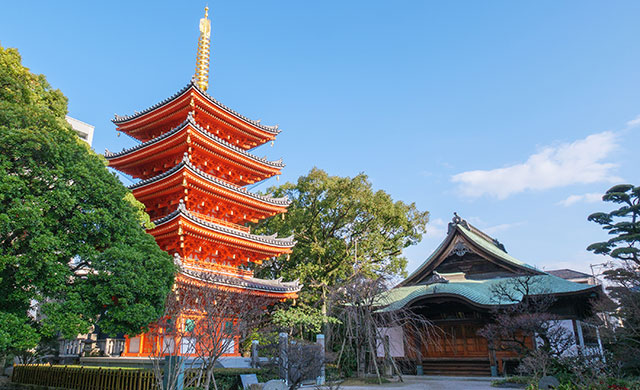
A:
[253,168,429,332]
[587,184,640,373]
[587,184,640,265]
[0,45,175,354]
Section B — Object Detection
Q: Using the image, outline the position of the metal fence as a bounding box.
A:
[12,364,157,390]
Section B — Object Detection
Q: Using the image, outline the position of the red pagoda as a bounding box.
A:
[106,7,299,357]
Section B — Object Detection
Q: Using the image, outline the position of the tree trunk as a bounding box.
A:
[212,371,218,390]
[322,286,328,336]
[204,365,216,390]
[358,342,366,378]
[367,337,382,384]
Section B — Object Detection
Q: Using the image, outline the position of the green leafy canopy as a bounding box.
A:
[587,184,640,264]
[0,45,175,353]
[587,184,640,372]
[253,168,429,313]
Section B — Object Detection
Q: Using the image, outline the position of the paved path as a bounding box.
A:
[340,375,497,390]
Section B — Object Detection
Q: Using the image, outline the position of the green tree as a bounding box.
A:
[587,184,640,373]
[587,184,639,265]
[0,45,175,355]
[253,168,429,333]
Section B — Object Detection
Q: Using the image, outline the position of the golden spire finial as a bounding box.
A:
[194,6,211,92]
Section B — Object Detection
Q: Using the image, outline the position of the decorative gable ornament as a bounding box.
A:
[447,212,470,233]
[449,241,472,257]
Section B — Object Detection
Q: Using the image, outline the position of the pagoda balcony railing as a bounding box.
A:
[190,211,250,233]
[183,262,254,278]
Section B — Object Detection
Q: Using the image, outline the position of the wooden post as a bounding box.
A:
[488,341,498,377]
[383,334,392,377]
[575,320,585,352]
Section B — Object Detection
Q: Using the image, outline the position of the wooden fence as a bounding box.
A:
[12,364,157,390]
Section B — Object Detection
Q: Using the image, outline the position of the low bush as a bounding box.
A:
[204,367,279,390]
[523,377,640,390]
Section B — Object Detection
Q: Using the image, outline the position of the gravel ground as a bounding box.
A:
[339,375,497,390]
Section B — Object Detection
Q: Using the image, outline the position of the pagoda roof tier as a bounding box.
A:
[130,154,289,223]
[175,262,300,299]
[105,116,284,184]
[113,81,280,147]
[151,201,294,264]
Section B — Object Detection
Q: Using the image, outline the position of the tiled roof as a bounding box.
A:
[128,153,290,206]
[401,215,541,286]
[105,114,285,169]
[457,224,539,272]
[153,201,295,248]
[387,214,603,311]
[377,273,598,312]
[113,81,281,134]
[178,264,301,294]
[547,269,593,280]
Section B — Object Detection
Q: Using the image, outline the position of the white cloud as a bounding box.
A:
[626,115,640,128]
[557,192,603,207]
[451,131,620,199]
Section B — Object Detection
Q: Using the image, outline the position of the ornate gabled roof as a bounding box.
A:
[105,115,284,168]
[382,213,601,312]
[112,81,281,134]
[153,200,295,248]
[400,213,541,287]
[176,260,301,294]
[129,153,290,207]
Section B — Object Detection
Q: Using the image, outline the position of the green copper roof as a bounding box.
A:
[377,274,597,312]
[401,215,547,287]
[388,215,600,312]
[457,225,539,271]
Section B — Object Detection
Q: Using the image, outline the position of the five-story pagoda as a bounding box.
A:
[106,7,299,357]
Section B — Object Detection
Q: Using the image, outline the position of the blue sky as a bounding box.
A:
[2,1,639,278]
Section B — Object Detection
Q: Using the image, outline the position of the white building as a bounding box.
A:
[65,116,94,146]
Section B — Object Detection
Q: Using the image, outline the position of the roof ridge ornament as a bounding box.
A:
[448,212,469,233]
[492,238,507,253]
[194,6,211,92]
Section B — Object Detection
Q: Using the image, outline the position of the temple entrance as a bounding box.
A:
[417,322,492,376]
[426,322,488,358]
[406,300,494,376]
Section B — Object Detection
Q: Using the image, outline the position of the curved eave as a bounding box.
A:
[379,277,599,313]
[379,290,505,312]
[129,157,290,209]
[177,268,301,297]
[113,82,281,135]
[105,117,284,171]
[457,226,540,273]
[152,202,295,249]
[398,229,456,287]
